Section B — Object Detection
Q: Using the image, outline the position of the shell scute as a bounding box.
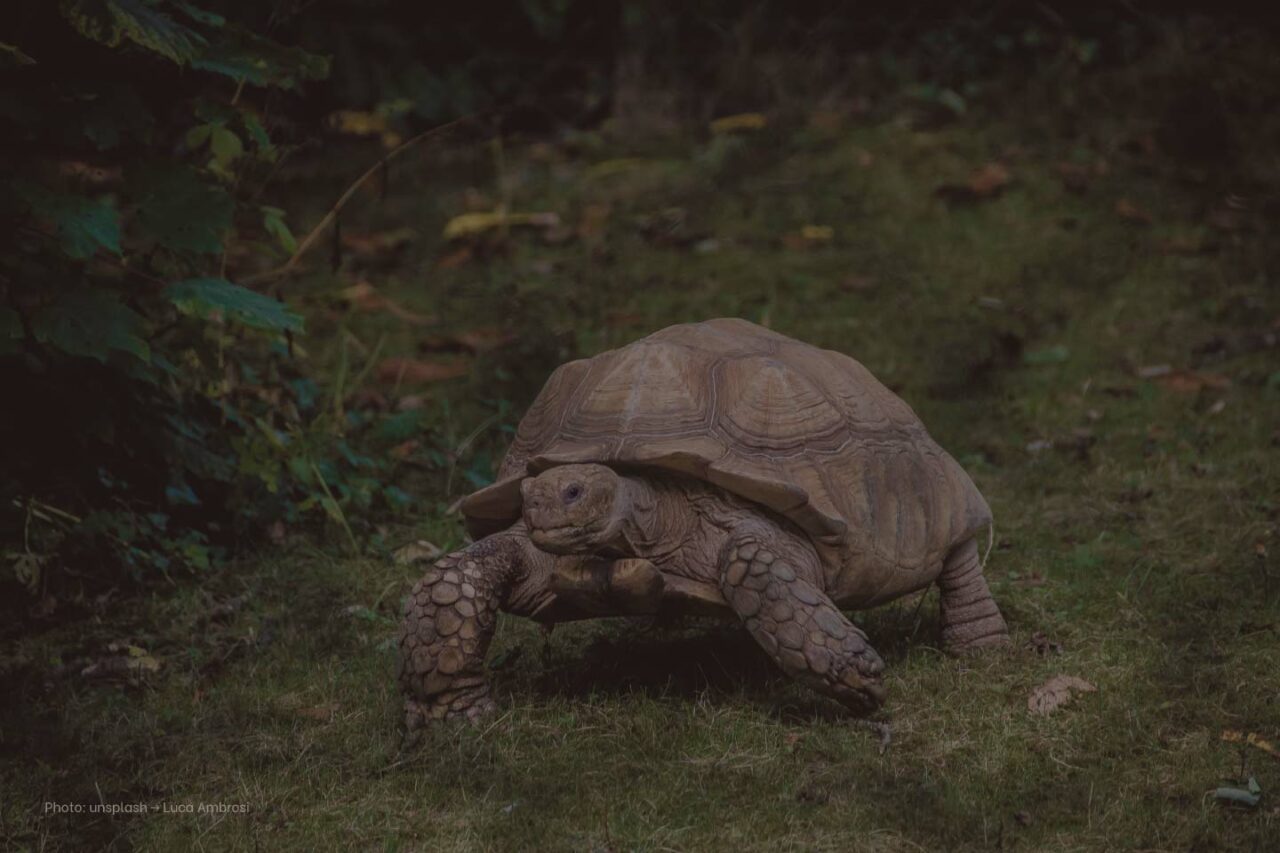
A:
[462,319,991,573]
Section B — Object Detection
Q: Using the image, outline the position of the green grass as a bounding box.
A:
[4,31,1280,851]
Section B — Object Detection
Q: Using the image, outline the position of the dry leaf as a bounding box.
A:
[969,163,1011,196]
[442,210,561,240]
[1028,674,1096,715]
[341,228,416,257]
[419,326,517,355]
[935,163,1011,203]
[394,540,443,565]
[1155,370,1231,393]
[81,645,161,679]
[1115,198,1152,224]
[783,225,834,250]
[375,357,469,385]
[388,439,420,460]
[1027,632,1063,656]
[339,282,435,325]
[1222,730,1280,761]
[326,110,400,147]
[436,246,474,269]
[710,112,767,134]
[297,702,339,721]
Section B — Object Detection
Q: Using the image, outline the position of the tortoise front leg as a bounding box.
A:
[720,527,887,714]
[398,529,554,730]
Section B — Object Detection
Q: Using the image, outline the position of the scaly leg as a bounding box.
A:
[398,527,554,730]
[938,537,1009,653]
[719,528,887,714]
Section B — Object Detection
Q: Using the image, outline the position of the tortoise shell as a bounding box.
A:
[463,318,990,577]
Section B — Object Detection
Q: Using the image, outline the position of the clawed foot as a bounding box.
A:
[403,684,497,733]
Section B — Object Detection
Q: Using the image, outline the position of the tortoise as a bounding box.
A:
[398,318,1008,728]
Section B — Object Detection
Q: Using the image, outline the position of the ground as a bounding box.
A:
[4,30,1279,852]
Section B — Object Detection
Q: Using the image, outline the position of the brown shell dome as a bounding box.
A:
[463,318,990,574]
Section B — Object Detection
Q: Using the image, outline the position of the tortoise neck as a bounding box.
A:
[605,475,682,558]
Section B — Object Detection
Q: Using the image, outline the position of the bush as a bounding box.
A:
[0,2,421,610]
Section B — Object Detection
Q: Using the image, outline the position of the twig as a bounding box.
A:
[241,113,485,289]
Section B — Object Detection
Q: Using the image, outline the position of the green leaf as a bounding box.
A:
[170,0,224,27]
[261,206,297,253]
[1023,345,1070,365]
[209,126,243,167]
[167,278,303,332]
[17,182,121,259]
[33,290,150,362]
[191,24,329,89]
[1,42,36,66]
[185,123,213,150]
[132,164,232,254]
[60,0,208,64]
[241,112,275,159]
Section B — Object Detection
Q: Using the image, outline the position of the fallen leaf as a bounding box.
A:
[1027,632,1063,656]
[388,439,420,460]
[340,228,416,258]
[1027,674,1097,715]
[1222,730,1280,761]
[81,645,161,680]
[1154,370,1231,393]
[1135,364,1172,379]
[436,246,473,269]
[375,357,469,385]
[935,163,1011,203]
[296,702,339,721]
[1115,198,1152,224]
[969,163,1011,196]
[783,224,834,250]
[419,326,517,354]
[339,281,435,325]
[709,112,767,134]
[326,110,400,148]
[442,210,561,240]
[396,394,428,412]
[394,540,443,565]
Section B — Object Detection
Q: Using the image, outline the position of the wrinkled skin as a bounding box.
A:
[400,464,1008,727]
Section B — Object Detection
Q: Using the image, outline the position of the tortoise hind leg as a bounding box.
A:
[938,537,1010,653]
[719,528,887,714]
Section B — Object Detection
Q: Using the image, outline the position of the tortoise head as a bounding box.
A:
[522,464,629,555]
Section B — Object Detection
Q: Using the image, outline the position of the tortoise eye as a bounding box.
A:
[563,483,583,503]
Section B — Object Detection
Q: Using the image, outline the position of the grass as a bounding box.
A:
[4,26,1280,852]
